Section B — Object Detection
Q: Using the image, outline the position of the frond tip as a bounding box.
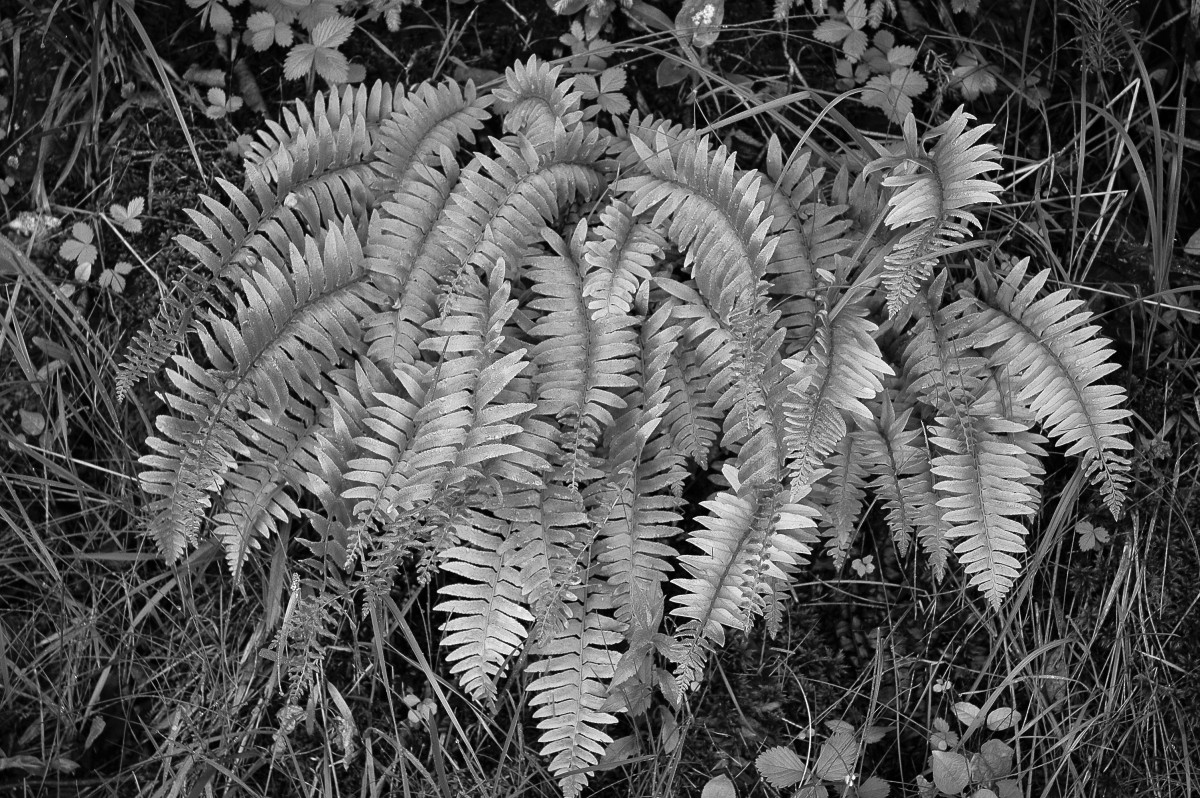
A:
[867,108,1002,317]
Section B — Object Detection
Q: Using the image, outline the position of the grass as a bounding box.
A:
[1,1,1198,796]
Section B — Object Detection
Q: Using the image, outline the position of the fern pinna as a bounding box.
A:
[122,57,1131,797]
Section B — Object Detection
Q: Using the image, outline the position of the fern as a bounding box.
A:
[866,108,1003,317]
[129,56,1133,795]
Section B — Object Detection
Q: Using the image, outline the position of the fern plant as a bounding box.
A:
[121,57,1131,798]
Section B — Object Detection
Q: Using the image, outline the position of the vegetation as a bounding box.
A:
[1,2,1197,797]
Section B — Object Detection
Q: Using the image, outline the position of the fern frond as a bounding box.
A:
[367,123,609,374]
[141,220,380,561]
[530,228,640,485]
[953,258,1132,515]
[502,484,589,643]
[669,479,758,688]
[783,303,892,491]
[930,410,1040,608]
[669,464,798,689]
[758,136,822,352]
[654,299,722,470]
[581,200,668,318]
[868,109,1002,316]
[372,79,492,184]
[818,433,869,569]
[525,581,622,798]
[344,261,531,563]
[493,57,586,143]
[211,381,329,582]
[590,401,682,633]
[115,275,202,402]
[436,510,533,707]
[621,127,775,320]
[856,392,925,556]
[244,80,407,184]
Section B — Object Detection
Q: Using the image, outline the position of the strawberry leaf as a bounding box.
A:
[109,197,144,234]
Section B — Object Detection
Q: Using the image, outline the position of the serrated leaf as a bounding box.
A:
[756,746,811,788]
[930,750,970,795]
[60,223,97,266]
[952,52,998,100]
[109,197,144,233]
[826,719,856,735]
[204,87,243,119]
[814,19,853,43]
[814,732,858,781]
[285,16,354,83]
[845,0,868,28]
[843,28,869,60]
[19,409,45,436]
[310,15,355,48]
[857,775,891,798]
[888,45,917,67]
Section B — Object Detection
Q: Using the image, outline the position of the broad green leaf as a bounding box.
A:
[756,746,810,788]
[985,707,1021,731]
[930,750,970,795]
[953,701,981,726]
[701,774,736,798]
[814,732,858,781]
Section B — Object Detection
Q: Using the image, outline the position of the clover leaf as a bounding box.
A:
[59,222,97,281]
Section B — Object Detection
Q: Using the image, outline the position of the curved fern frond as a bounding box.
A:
[119,122,386,401]
[655,299,722,470]
[758,135,821,351]
[366,123,609,373]
[244,80,407,184]
[953,258,1132,516]
[372,79,492,184]
[141,220,381,561]
[493,57,585,143]
[867,108,1002,317]
[620,126,775,320]
[581,200,668,318]
[212,378,329,582]
[669,475,760,689]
